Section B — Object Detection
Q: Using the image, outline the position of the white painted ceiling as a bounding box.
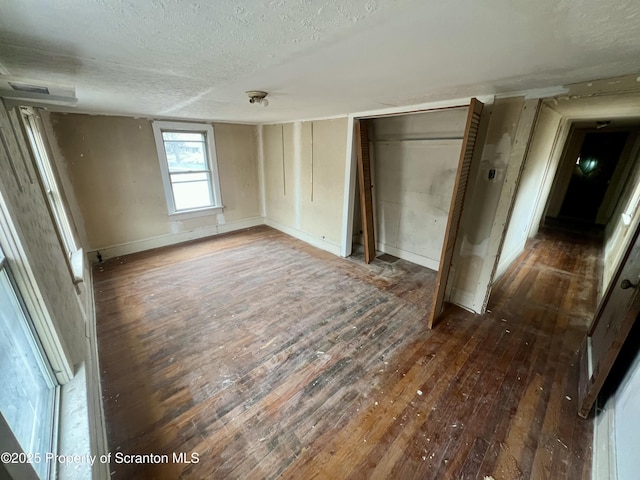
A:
[1,0,639,123]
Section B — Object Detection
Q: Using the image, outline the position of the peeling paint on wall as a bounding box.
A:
[450,97,534,312]
[49,114,261,251]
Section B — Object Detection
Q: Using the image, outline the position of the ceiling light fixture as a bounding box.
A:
[246,90,269,107]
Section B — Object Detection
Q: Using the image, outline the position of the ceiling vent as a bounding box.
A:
[0,78,77,107]
[9,82,50,95]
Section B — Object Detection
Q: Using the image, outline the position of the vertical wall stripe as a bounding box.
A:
[257,125,266,217]
[293,122,302,229]
[281,124,286,196]
[311,122,315,202]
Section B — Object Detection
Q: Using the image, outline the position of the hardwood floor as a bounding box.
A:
[94,225,596,479]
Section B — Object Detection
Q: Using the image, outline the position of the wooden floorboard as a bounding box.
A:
[94,225,595,479]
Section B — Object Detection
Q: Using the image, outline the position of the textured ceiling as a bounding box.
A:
[1,0,639,123]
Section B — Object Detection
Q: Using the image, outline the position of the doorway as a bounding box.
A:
[349,99,484,327]
[491,98,640,421]
[544,127,636,236]
[559,131,629,224]
[495,107,640,298]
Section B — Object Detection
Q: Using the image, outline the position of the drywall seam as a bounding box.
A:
[257,125,266,217]
[89,216,264,261]
[281,125,286,196]
[310,122,314,202]
[265,218,341,257]
[293,122,302,228]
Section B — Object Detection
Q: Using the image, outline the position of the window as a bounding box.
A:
[152,121,223,215]
[0,250,58,480]
[20,108,83,284]
[21,109,78,257]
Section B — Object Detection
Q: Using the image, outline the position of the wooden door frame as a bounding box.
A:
[354,119,376,263]
[340,96,494,259]
[343,98,485,328]
[578,219,640,417]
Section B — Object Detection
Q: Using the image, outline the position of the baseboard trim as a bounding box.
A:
[85,266,110,480]
[89,217,265,261]
[375,243,439,271]
[593,397,617,480]
[264,219,342,257]
[494,242,526,282]
[450,288,477,313]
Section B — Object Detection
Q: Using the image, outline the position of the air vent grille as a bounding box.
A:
[9,82,49,94]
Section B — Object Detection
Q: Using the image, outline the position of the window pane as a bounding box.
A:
[162,131,208,174]
[172,179,213,210]
[0,270,55,480]
[162,131,203,142]
[153,121,222,214]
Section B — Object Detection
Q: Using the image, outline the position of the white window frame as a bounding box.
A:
[20,108,83,284]
[152,121,223,217]
[0,246,60,480]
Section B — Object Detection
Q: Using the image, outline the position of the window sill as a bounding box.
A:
[57,363,92,480]
[168,206,224,220]
[70,249,84,284]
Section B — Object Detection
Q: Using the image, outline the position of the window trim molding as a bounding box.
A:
[0,190,74,385]
[18,107,84,287]
[152,120,223,215]
[20,108,79,255]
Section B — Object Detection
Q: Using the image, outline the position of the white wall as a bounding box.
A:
[262,118,348,255]
[369,109,467,270]
[495,103,563,279]
[450,97,540,311]
[603,143,640,290]
[613,336,640,479]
